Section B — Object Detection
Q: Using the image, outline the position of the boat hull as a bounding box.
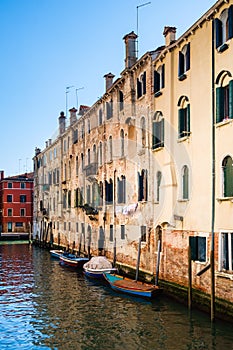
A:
[84,268,117,279]
[104,273,161,298]
[59,255,89,268]
[50,250,64,259]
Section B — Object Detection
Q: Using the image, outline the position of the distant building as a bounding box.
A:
[0,171,34,234]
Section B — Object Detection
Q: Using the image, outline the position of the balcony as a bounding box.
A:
[85,162,97,176]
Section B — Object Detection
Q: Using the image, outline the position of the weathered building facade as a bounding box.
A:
[33,0,233,317]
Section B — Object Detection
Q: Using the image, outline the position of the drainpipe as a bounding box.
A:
[211,19,216,323]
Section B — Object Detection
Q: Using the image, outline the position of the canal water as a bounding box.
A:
[0,244,232,350]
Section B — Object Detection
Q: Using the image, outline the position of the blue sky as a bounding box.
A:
[0,0,215,176]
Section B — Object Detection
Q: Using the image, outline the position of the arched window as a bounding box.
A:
[138,169,148,201]
[152,112,164,149]
[222,156,233,197]
[216,71,233,122]
[215,6,233,51]
[141,117,146,147]
[119,90,124,111]
[120,129,124,157]
[99,109,103,125]
[87,149,90,165]
[182,165,189,200]
[76,156,78,176]
[109,136,113,161]
[178,43,190,79]
[99,142,103,166]
[154,64,165,94]
[93,144,96,163]
[178,96,190,139]
[155,225,162,251]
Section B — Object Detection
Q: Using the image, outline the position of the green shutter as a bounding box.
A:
[229,80,233,119]
[216,87,224,123]
[189,237,197,261]
[178,108,185,137]
[187,104,190,133]
[224,157,233,197]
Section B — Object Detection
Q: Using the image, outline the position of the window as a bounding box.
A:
[152,112,164,149]
[87,149,91,165]
[141,226,147,242]
[81,153,84,171]
[110,225,113,242]
[215,6,233,52]
[105,180,111,205]
[76,156,79,176]
[63,191,67,209]
[68,190,71,208]
[98,226,105,251]
[87,119,91,134]
[189,236,207,262]
[121,225,125,240]
[20,208,25,217]
[219,232,233,272]
[109,136,113,161]
[93,144,97,163]
[137,71,146,98]
[178,96,190,138]
[16,222,23,227]
[106,99,113,120]
[20,195,26,203]
[105,179,113,204]
[119,90,124,111]
[222,156,233,197]
[75,188,84,207]
[86,185,91,204]
[154,64,165,95]
[118,175,126,204]
[182,165,189,200]
[99,109,103,125]
[141,117,146,148]
[99,142,103,166]
[8,183,12,189]
[120,129,124,157]
[73,129,78,144]
[7,195,12,202]
[178,43,190,80]
[8,209,12,216]
[156,171,162,202]
[64,222,66,231]
[216,75,233,123]
[92,182,100,207]
[138,169,148,201]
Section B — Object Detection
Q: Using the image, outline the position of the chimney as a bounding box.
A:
[163,26,176,46]
[58,111,66,135]
[35,147,41,156]
[104,73,115,92]
[0,170,4,180]
[45,141,48,148]
[69,107,77,125]
[123,31,138,69]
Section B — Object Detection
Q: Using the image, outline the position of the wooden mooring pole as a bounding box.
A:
[135,237,141,282]
[155,240,161,286]
[188,244,192,310]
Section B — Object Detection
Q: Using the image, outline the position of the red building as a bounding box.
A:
[0,171,34,234]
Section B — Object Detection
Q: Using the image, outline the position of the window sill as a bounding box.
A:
[154,91,162,98]
[177,134,191,142]
[216,271,233,280]
[178,73,187,81]
[152,145,164,152]
[178,199,189,203]
[217,43,229,53]
[215,118,233,128]
[216,197,233,203]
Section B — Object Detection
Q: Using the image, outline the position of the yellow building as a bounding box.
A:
[33,0,233,319]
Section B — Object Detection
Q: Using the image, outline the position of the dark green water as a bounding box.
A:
[0,244,232,350]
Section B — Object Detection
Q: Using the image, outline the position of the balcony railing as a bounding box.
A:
[85,162,97,176]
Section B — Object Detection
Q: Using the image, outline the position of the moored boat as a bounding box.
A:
[50,249,64,259]
[103,272,161,298]
[83,256,117,279]
[59,253,89,268]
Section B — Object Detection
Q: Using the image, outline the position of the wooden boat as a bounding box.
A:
[83,256,117,279]
[59,253,89,268]
[50,249,64,259]
[103,272,161,298]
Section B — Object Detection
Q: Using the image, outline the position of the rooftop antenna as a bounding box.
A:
[136,2,151,57]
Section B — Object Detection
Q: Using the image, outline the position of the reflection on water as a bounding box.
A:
[0,244,232,350]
